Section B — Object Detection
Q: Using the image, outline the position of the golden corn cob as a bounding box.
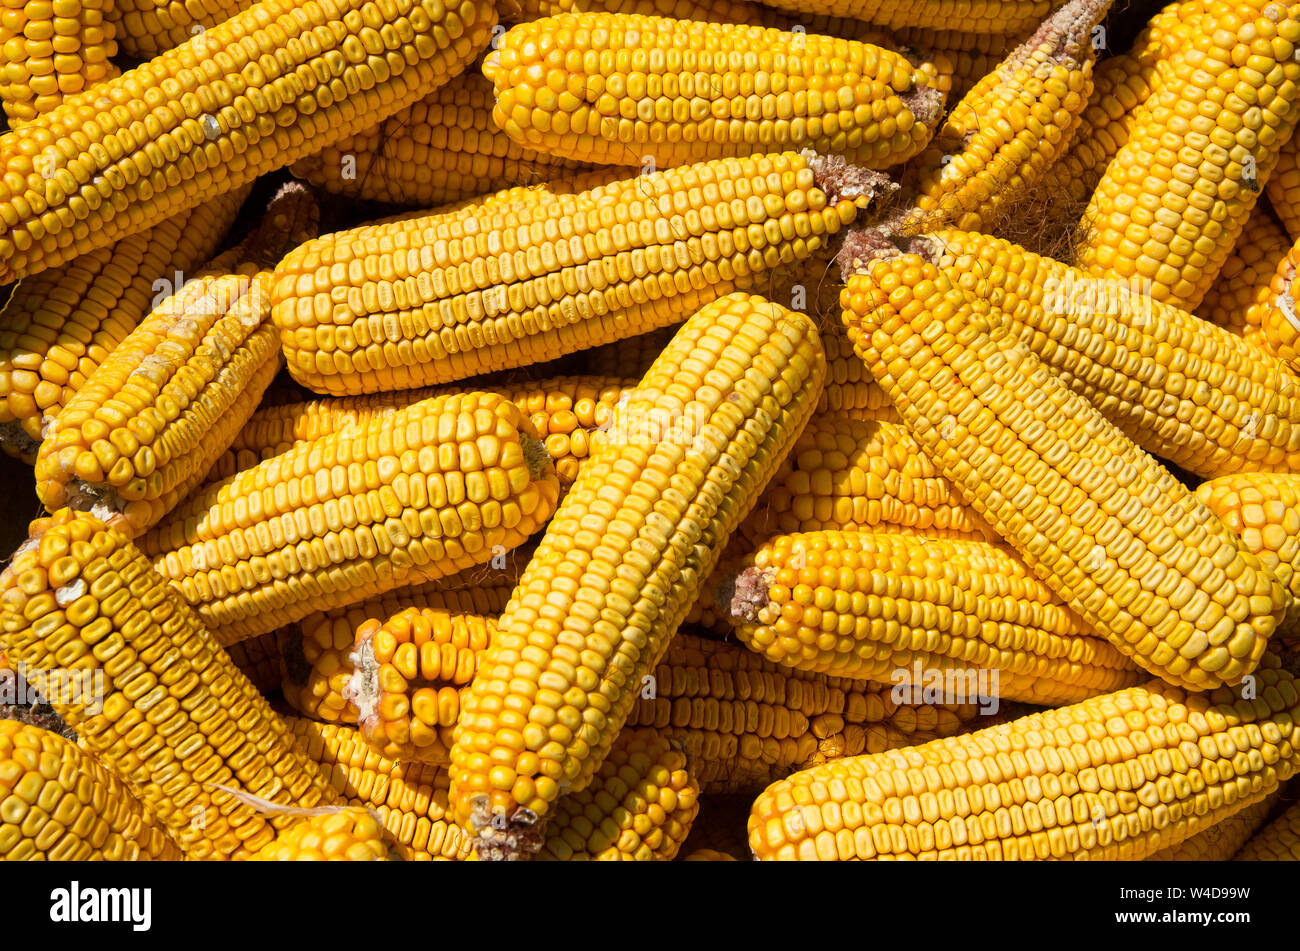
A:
[0,0,498,286]
[742,0,1060,35]
[106,0,252,57]
[909,0,1110,232]
[245,806,391,860]
[289,716,472,860]
[726,530,1147,704]
[486,14,944,171]
[504,0,761,23]
[0,510,339,860]
[531,730,700,860]
[739,416,991,541]
[281,578,518,725]
[1148,791,1280,860]
[1259,232,1300,370]
[1199,204,1290,343]
[270,152,882,395]
[840,246,1287,690]
[749,655,1300,860]
[0,189,248,464]
[224,631,283,696]
[0,0,118,126]
[1195,473,1300,636]
[1076,1,1300,313]
[629,632,995,795]
[1267,138,1300,241]
[0,718,183,859]
[1233,796,1300,859]
[449,292,827,859]
[33,184,321,538]
[290,70,592,208]
[928,227,1300,479]
[141,392,560,645]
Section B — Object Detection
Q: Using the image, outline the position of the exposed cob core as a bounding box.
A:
[448,292,827,859]
[838,238,1287,691]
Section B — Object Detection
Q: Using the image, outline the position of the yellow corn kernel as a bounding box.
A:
[1149,792,1280,861]
[0,0,118,126]
[1233,798,1300,860]
[244,807,390,861]
[106,0,255,57]
[1199,205,1290,343]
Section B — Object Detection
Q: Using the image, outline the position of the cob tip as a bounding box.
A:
[467,795,544,861]
[801,152,899,211]
[728,567,775,623]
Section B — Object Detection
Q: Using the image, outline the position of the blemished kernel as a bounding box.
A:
[32,186,320,539]
[448,292,827,857]
[138,392,560,645]
[269,152,866,395]
[0,510,339,860]
[485,13,940,170]
[0,0,498,285]
[841,253,1287,691]
[727,530,1146,704]
[245,807,390,861]
[931,228,1300,479]
[0,719,182,860]
[749,657,1300,860]
[0,191,248,465]
[0,0,117,126]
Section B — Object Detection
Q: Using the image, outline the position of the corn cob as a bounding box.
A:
[928,227,1300,479]
[1259,232,1300,371]
[1195,474,1300,636]
[0,189,248,464]
[739,416,990,541]
[1233,796,1300,859]
[0,718,184,859]
[290,70,592,208]
[1199,204,1289,343]
[281,577,518,725]
[271,152,883,395]
[1075,1,1300,313]
[449,292,827,858]
[289,716,472,860]
[0,0,498,286]
[749,655,1300,860]
[1267,139,1300,241]
[744,0,1060,35]
[33,184,320,538]
[628,632,994,794]
[106,0,253,57]
[245,806,391,860]
[0,0,118,126]
[1148,791,1280,860]
[0,510,339,859]
[484,15,942,171]
[909,0,1110,232]
[726,530,1146,704]
[529,729,699,860]
[224,631,283,696]
[141,392,560,644]
[840,244,1287,691]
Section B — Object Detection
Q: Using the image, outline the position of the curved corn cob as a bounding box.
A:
[290,70,591,208]
[840,246,1287,690]
[1259,232,1300,370]
[0,0,498,286]
[505,0,761,23]
[1075,1,1300,313]
[245,806,390,860]
[739,416,991,541]
[484,15,942,171]
[106,0,253,57]
[0,510,339,859]
[1267,140,1300,241]
[281,579,517,725]
[629,633,996,795]
[1148,792,1280,860]
[909,0,1109,232]
[1233,797,1300,859]
[449,293,827,859]
[749,656,1300,860]
[531,730,700,860]
[928,227,1300,479]
[743,0,1059,35]
[726,531,1145,704]
[1199,204,1289,343]
[349,606,495,763]
[0,719,183,860]
[141,392,559,644]
[271,152,882,395]
[33,185,320,538]
[1195,474,1300,635]
[0,0,118,126]
[289,717,472,860]
[0,189,248,464]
